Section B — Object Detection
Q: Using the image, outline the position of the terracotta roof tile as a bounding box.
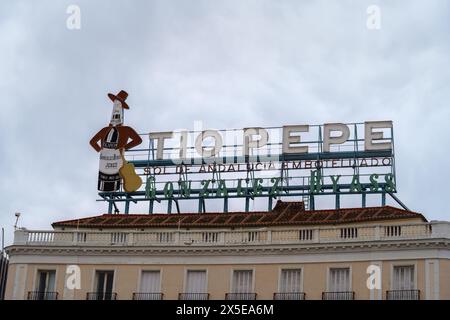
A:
[228,215,246,224]
[210,215,231,225]
[52,200,427,229]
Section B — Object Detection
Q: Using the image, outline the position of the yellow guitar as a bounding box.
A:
[119,149,142,192]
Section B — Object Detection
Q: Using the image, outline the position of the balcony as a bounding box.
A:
[178,293,210,300]
[27,291,58,300]
[386,290,420,300]
[273,292,306,300]
[86,292,117,300]
[322,291,355,300]
[132,292,164,300]
[11,221,449,249]
[225,293,257,300]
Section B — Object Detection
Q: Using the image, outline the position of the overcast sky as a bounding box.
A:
[1,1,449,246]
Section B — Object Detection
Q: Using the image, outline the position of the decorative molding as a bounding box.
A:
[6,246,450,266]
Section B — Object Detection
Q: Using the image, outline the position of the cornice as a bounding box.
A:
[6,238,450,257]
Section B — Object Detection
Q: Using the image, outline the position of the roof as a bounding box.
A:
[52,201,427,229]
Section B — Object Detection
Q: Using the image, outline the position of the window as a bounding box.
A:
[393,265,414,290]
[322,268,353,300]
[227,270,256,300]
[90,270,115,300]
[279,269,302,293]
[329,268,351,292]
[133,270,162,300]
[30,270,57,300]
[36,270,56,293]
[185,270,207,293]
[274,269,304,300]
[140,271,161,293]
[232,270,253,293]
[387,265,419,300]
[179,270,209,300]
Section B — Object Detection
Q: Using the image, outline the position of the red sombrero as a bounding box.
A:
[108,90,129,109]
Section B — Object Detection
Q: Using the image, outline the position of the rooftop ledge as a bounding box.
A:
[11,221,450,248]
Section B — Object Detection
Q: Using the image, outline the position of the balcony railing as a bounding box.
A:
[12,222,449,248]
[225,293,257,300]
[386,290,420,300]
[132,292,164,300]
[27,291,58,300]
[273,292,306,300]
[86,292,117,300]
[178,293,210,300]
[322,291,355,300]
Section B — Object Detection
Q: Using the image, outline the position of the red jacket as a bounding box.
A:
[90,125,142,152]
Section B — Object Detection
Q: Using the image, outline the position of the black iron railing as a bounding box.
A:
[273,292,306,300]
[386,290,420,300]
[322,291,355,300]
[132,292,164,300]
[27,291,58,300]
[86,292,117,300]
[178,293,210,300]
[225,293,257,300]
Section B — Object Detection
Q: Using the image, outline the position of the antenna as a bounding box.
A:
[14,212,21,230]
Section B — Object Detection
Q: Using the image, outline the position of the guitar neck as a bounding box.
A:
[119,149,126,163]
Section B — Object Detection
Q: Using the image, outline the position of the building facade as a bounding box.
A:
[4,201,450,300]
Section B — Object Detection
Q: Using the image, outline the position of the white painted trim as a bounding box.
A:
[435,259,440,300]
[7,248,450,265]
[425,259,440,300]
[425,260,431,299]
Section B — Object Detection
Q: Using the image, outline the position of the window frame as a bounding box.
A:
[390,262,417,291]
[33,268,58,293]
[138,269,162,293]
[183,268,209,294]
[91,268,117,295]
[277,267,304,293]
[229,268,255,294]
[326,266,352,292]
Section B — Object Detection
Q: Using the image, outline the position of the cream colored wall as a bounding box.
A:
[4,263,16,300]
[6,259,448,300]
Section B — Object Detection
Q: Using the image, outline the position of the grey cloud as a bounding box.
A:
[0,0,449,246]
